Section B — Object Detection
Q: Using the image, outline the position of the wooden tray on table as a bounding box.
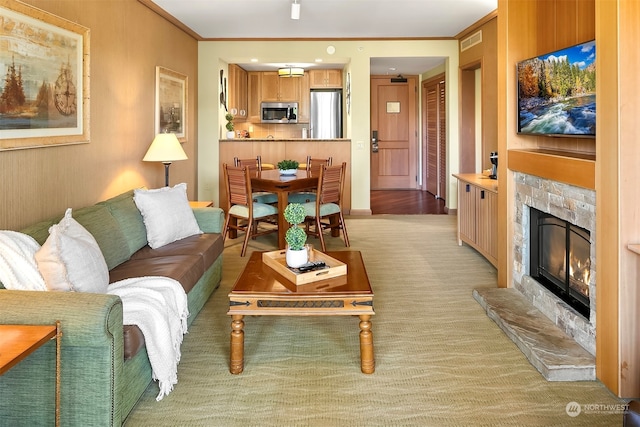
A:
[262,248,347,285]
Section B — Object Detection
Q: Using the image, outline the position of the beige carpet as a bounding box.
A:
[124,215,625,426]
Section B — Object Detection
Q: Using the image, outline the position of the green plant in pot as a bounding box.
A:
[277,159,299,175]
[283,202,308,268]
[225,113,235,138]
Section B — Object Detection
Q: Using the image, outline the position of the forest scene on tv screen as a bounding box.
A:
[518,40,596,137]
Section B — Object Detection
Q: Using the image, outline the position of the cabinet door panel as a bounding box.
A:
[325,69,342,88]
[247,72,261,122]
[458,183,476,243]
[278,77,300,101]
[261,72,280,101]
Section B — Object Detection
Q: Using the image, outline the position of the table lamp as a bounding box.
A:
[143,133,188,187]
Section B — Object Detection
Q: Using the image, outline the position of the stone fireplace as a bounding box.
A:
[512,172,596,356]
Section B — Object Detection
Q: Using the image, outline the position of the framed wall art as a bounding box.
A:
[0,0,90,150]
[155,66,187,142]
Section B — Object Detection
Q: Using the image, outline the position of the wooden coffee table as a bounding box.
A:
[227,250,375,374]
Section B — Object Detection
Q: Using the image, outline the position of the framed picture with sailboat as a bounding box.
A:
[0,0,90,150]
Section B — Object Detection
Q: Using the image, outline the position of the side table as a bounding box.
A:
[0,321,62,426]
[189,201,214,208]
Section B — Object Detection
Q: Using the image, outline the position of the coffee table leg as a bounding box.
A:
[230,315,245,374]
[359,314,375,374]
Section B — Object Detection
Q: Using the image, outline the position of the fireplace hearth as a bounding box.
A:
[529,207,591,318]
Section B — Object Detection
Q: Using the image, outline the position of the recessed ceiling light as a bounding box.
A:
[326,46,336,55]
[315,58,323,63]
[389,67,396,71]
[251,58,258,62]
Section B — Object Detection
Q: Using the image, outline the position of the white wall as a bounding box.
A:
[197,40,459,211]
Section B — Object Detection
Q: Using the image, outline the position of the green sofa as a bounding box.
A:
[0,190,225,426]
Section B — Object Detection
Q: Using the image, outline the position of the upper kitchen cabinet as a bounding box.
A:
[247,71,261,122]
[298,72,310,123]
[309,69,343,88]
[261,71,300,102]
[228,64,248,121]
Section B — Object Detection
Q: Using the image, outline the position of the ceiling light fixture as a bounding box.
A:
[278,67,304,78]
[291,0,300,20]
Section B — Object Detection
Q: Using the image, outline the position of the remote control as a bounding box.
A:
[297,261,327,272]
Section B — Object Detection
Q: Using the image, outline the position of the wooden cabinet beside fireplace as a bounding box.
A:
[454,174,498,267]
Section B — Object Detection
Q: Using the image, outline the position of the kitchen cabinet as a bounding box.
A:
[309,69,343,88]
[228,64,248,122]
[247,71,261,122]
[298,72,310,123]
[454,174,497,267]
[261,71,300,102]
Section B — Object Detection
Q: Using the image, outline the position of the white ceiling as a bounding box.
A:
[147,0,497,75]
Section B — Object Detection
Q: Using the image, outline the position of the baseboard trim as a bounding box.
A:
[349,209,373,216]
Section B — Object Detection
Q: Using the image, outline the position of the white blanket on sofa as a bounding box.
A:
[108,276,189,401]
[0,231,189,401]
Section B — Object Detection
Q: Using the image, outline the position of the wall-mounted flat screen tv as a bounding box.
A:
[517,40,596,137]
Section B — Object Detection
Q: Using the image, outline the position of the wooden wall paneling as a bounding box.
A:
[595,0,621,396]
[578,0,596,42]
[556,0,577,48]
[616,0,640,398]
[459,68,477,173]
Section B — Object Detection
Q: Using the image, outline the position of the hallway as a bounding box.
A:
[370,190,447,214]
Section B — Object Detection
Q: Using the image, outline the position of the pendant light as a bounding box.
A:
[291,0,300,20]
[278,67,304,78]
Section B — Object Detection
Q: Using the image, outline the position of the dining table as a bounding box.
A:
[250,169,319,248]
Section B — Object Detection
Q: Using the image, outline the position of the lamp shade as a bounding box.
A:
[143,133,188,163]
[278,67,304,78]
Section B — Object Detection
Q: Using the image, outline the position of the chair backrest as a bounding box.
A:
[306,156,332,175]
[224,163,252,208]
[234,156,263,172]
[317,162,345,206]
[306,156,332,170]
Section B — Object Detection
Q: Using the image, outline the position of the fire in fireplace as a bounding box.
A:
[529,207,591,318]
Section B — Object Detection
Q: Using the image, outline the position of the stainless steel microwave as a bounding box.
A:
[261,102,298,124]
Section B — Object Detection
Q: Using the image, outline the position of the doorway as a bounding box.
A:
[370,75,418,190]
[422,73,446,200]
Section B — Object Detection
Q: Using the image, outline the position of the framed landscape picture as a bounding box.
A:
[0,0,90,150]
[155,66,187,142]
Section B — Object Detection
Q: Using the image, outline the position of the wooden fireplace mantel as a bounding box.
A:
[507,149,595,190]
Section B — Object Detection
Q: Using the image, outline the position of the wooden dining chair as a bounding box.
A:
[302,162,349,252]
[222,163,278,256]
[288,156,332,204]
[234,156,278,204]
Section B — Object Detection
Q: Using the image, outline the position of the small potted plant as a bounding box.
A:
[277,159,299,175]
[225,113,235,139]
[283,202,308,268]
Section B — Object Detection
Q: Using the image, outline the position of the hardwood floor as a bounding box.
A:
[370,190,447,214]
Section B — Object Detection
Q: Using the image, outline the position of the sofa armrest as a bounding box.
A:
[192,206,225,234]
[0,290,125,426]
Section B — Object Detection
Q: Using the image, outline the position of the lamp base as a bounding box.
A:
[163,162,172,187]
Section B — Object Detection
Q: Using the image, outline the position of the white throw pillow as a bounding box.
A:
[35,208,110,293]
[133,183,203,249]
[0,230,47,291]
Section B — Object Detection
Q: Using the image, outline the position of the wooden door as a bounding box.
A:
[425,85,438,195]
[370,76,418,189]
[423,75,446,199]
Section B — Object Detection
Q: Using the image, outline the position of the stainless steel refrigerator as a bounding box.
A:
[310,89,342,139]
